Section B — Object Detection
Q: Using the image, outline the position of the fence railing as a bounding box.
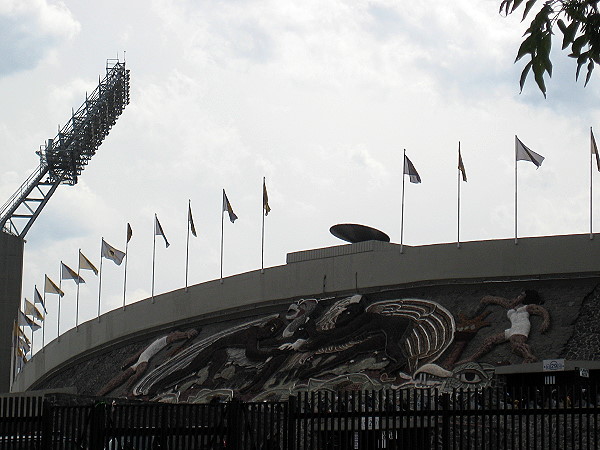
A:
[1,384,600,449]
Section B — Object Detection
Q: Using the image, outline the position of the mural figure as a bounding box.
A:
[145,317,286,397]
[458,290,550,364]
[132,295,456,400]
[279,295,455,380]
[98,329,198,396]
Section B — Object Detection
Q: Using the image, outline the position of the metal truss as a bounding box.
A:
[0,60,130,238]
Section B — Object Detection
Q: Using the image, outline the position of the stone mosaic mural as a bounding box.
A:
[97,294,497,401]
[36,279,599,401]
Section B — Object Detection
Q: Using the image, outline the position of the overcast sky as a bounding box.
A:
[2,0,600,352]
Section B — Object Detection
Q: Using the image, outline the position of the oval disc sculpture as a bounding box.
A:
[330,223,390,244]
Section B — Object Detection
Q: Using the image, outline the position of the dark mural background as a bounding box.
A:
[36,278,600,401]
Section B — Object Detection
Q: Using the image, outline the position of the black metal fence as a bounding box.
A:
[2,384,600,449]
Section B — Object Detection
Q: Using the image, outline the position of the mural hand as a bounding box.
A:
[455,311,491,339]
[279,339,306,351]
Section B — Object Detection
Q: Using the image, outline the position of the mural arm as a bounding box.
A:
[526,304,550,333]
[480,295,512,308]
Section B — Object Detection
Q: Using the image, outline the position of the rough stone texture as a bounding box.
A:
[562,283,600,360]
[33,278,600,399]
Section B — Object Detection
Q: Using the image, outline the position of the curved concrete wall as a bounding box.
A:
[12,233,600,393]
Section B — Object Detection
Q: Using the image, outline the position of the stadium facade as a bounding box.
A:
[7,233,600,401]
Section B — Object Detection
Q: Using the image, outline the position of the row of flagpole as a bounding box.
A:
[13,179,273,371]
[401,129,600,251]
[13,126,600,371]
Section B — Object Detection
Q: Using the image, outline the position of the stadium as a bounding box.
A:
[3,60,600,448]
[5,231,600,399]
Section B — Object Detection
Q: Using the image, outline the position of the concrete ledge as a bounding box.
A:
[11,233,600,393]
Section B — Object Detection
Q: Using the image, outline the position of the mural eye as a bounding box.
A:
[457,370,482,384]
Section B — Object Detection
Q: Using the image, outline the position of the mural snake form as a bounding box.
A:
[132,295,456,399]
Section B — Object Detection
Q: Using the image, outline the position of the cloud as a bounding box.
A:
[0,0,80,77]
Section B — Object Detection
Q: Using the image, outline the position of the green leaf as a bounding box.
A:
[557,19,567,34]
[515,35,535,62]
[522,0,538,20]
[532,58,547,97]
[512,0,525,13]
[565,21,580,47]
[585,60,595,86]
[520,60,533,92]
[572,35,588,57]
[542,33,553,76]
[576,53,588,80]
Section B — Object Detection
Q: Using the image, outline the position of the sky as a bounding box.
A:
[2,0,600,352]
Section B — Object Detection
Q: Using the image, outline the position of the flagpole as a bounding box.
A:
[221,194,225,284]
[457,142,461,249]
[11,319,17,382]
[123,237,129,309]
[186,200,191,292]
[591,127,594,240]
[400,149,406,254]
[515,136,518,245]
[152,214,157,302]
[76,250,81,329]
[261,178,266,274]
[42,288,46,351]
[58,262,62,339]
[20,295,25,357]
[98,239,104,321]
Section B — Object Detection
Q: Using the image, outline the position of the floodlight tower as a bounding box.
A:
[0,59,130,237]
[0,59,130,392]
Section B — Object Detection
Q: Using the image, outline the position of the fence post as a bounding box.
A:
[441,392,450,448]
[40,399,52,449]
[90,402,107,450]
[226,400,242,449]
[287,396,296,450]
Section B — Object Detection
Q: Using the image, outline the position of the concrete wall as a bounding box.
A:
[0,232,24,393]
[11,233,600,393]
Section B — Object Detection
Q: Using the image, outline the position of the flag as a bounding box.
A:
[18,336,30,354]
[515,136,544,168]
[61,262,85,284]
[127,223,133,243]
[18,311,41,331]
[79,250,98,275]
[44,275,64,297]
[188,202,197,237]
[592,128,600,172]
[403,154,422,184]
[263,179,271,216]
[34,287,47,314]
[223,190,238,223]
[101,239,125,265]
[154,215,170,248]
[13,321,30,345]
[458,147,467,182]
[24,299,44,321]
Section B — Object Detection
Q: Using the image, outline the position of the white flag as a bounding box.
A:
[516,136,544,168]
[101,239,125,265]
[222,190,238,223]
[18,310,40,331]
[44,275,64,297]
[24,299,44,321]
[154,215,170,248]
[79,250,98,275]
[34,287,47,314]
[18,336,30,354]
[403,154,421,184]
[592,128,600,172]
[61,262,85,284]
